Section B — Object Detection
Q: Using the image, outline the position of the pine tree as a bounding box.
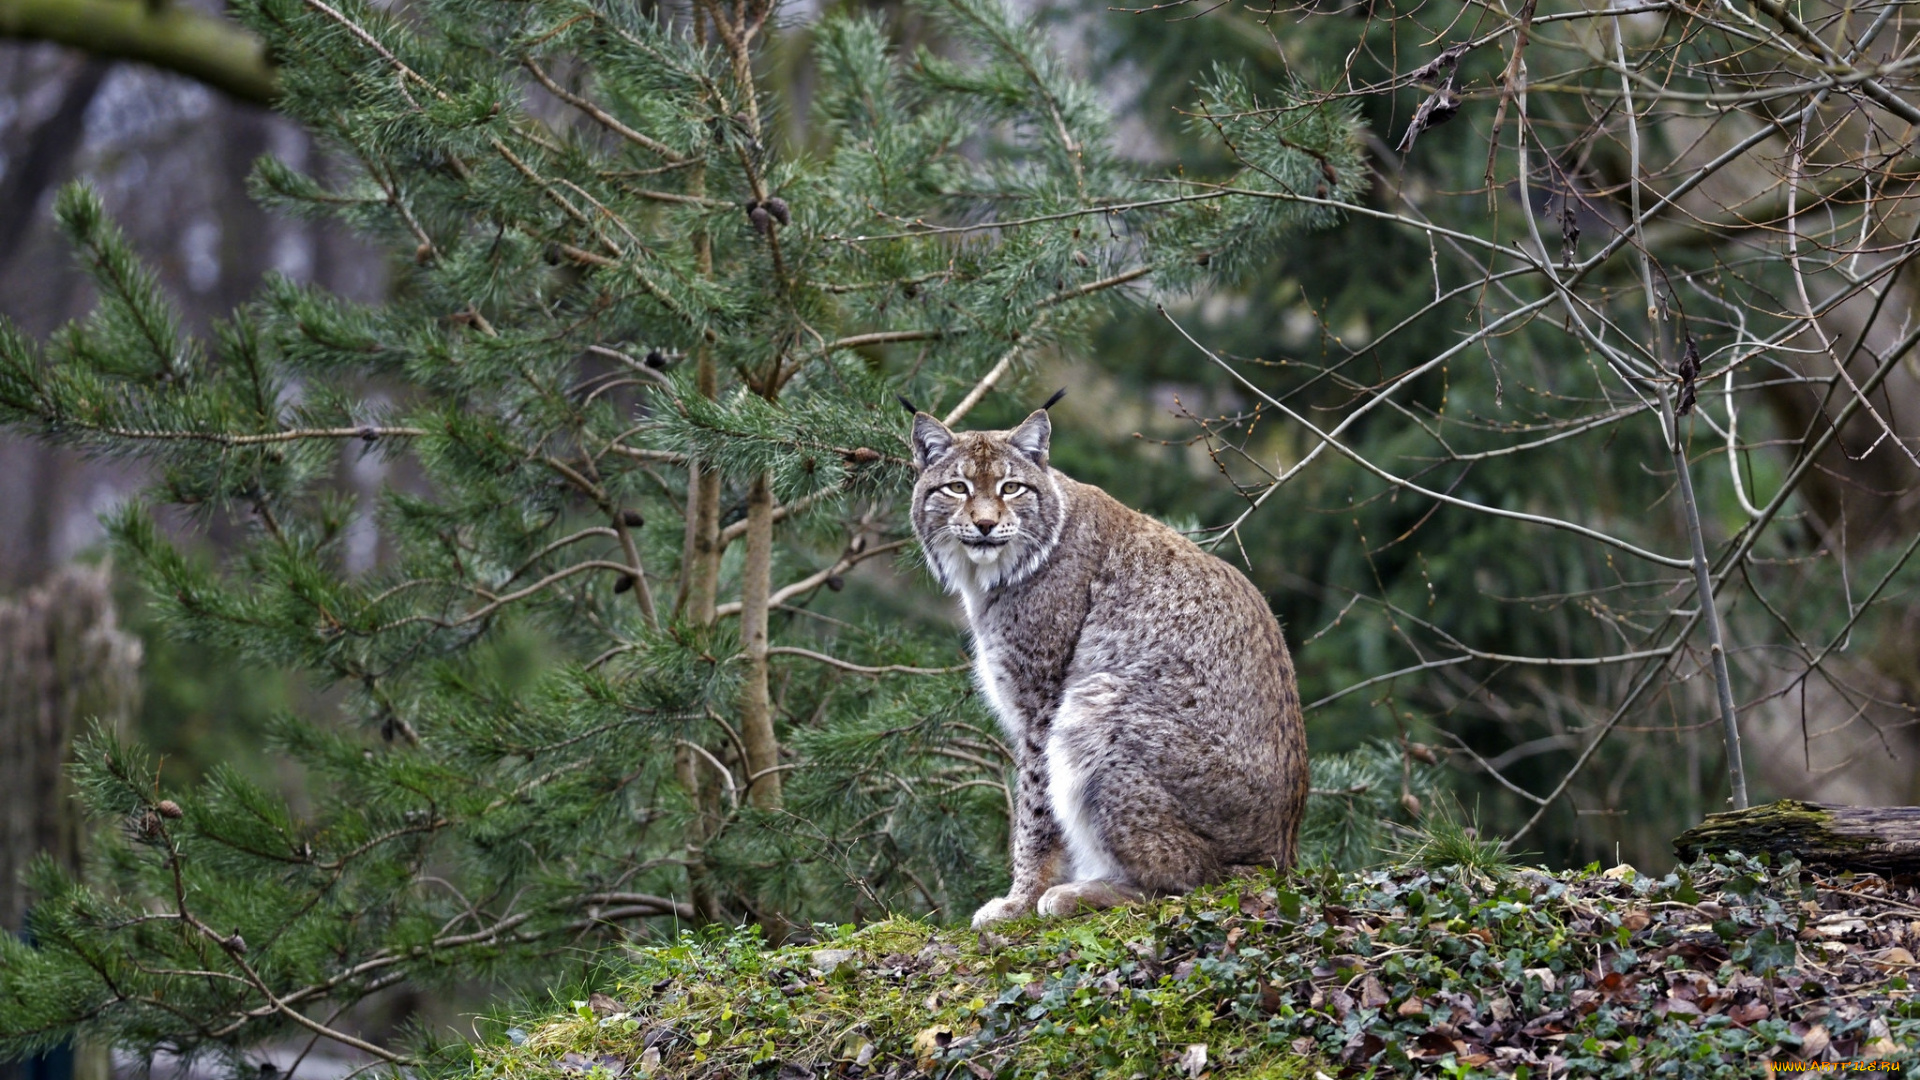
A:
[0,0,1362,1063]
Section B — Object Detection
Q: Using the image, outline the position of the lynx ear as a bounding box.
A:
[1008,409,1051,467]
[911,412,955,470]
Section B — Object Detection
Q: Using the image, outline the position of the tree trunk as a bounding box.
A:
[682,351,723,623]
[0,58,106,282]
[738,471,782,811]
[674,430,724,922]
[0,564,142,1080]
[1673,799,1920,875]
[672,192,723,921]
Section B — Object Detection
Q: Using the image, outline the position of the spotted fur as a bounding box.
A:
[909,409,1310,928]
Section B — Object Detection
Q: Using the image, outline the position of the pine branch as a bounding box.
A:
[766,647,968,678]
[714,538,913,618]
[75,424,426,446]
[522,57,687,164]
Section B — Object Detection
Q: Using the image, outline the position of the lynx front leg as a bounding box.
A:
[971,760,1068,929]
[1032,681,1224,920]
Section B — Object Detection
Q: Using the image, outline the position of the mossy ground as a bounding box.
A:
[474,857,1920,1080]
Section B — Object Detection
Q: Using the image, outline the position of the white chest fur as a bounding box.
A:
[1044,675,1126,881]
[969,627,1024,742]
[953,535,1128,884]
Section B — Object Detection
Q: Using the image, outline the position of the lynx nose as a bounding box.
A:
[972,518,997,536]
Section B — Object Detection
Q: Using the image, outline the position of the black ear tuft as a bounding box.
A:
[895,394,920,415]
[1041,387,1066,411]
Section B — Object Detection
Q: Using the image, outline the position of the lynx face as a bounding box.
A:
[909,410,1066,596]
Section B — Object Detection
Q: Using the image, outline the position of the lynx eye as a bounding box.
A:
[1000,482,1025,496]
[944,481,969,495]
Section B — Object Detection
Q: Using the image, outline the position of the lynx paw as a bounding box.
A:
[1037,880,1140,918]
[971,895,1031,929]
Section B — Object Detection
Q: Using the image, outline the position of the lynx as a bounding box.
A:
[907,406,1310,929]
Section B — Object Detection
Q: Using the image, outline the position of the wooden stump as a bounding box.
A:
[1673,799,1920,875]
[0,564,141,1080]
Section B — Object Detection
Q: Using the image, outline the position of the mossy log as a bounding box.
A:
[1673,799,1920,875]
[0,0,278,104]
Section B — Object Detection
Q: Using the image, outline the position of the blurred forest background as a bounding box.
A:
[1,0,1918,1068]
[5,0,1919,881]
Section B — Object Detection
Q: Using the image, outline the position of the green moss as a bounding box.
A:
[481,890,1315,1079]
[475,857,1920,1079]
[1674,800,1879,863]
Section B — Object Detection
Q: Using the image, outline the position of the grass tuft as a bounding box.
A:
[1388,798,1516,880]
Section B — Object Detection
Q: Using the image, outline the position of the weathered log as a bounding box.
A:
[0,564,140,1080]
[0,564,143,932]
[1673,799,1920,875]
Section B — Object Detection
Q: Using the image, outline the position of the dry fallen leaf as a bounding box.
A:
[1875,946,1916,969]
[1178,1043,1208,1078]
[1410,1028,1465,1060]
[559,1052,626,1078]
[1257,979,1281,1015]
[1224,926,1245,953]
[912,1026,954,1069]
[1806,917,1868,939]
[1866,1017,1901,1058]
[810,948,859,975]
[1596,971,1638,1003]
[1359,974,1389,1009]
[1659,994,1701,1017]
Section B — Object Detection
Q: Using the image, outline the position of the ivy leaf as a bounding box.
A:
[1737,927,1798,975]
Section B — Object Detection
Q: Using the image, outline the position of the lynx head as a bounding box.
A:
[909,409,1066,595]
